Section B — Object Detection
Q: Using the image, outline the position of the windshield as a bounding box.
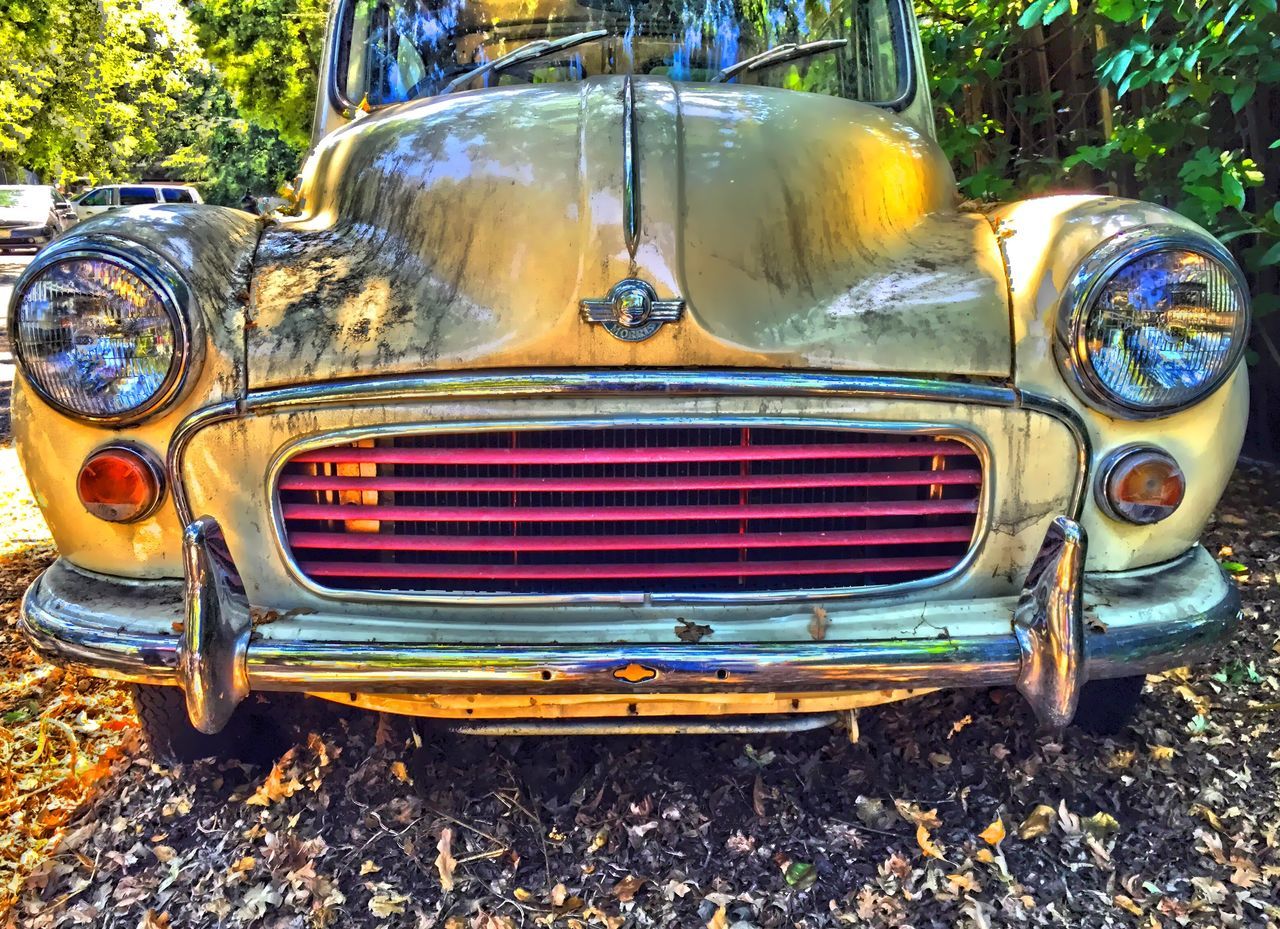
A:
[0,187,51,211]
[337,0,910,108]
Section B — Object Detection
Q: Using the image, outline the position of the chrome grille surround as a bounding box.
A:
[267,415,991,603]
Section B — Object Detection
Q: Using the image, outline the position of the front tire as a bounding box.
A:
[132,685,291,765]
[1072,675,1146,736]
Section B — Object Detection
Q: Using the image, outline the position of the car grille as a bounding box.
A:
[276,426,983,596]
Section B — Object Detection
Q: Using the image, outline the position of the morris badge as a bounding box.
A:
[580,279,684,342]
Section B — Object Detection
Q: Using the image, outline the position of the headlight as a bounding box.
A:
[10,247,190,424]
[1057,226,1249,419]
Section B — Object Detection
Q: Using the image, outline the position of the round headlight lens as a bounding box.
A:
[13,254,184,422]
[1064,237,1248,418]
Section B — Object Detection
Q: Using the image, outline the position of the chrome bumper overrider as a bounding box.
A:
[20,517,1238,734]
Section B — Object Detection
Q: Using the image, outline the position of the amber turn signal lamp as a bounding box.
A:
[1096,446,1185,525]
[77,445,164,523]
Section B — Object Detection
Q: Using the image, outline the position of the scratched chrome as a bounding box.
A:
[1013,516,1086,730]
[262,414,991,606]
[179,517,252,733]
[18,537,1240,735]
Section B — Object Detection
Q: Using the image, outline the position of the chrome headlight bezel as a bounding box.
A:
[1055,225,1250,420]
[8,240,194,426]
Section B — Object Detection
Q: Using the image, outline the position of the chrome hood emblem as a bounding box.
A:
[580,279,685,341]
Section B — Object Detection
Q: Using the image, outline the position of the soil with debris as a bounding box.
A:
[2,460,1278,929]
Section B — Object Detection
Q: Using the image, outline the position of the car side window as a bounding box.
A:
[119,187,158,206]
[79,188,112,207]
[160,188,195,204]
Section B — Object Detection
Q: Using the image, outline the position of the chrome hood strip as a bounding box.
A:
[623,74,640,259]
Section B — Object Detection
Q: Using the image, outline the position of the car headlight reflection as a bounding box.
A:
[11,251,189,423]
[1058,228,1249,419]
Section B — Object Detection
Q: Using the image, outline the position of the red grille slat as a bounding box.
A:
[281,498,979,523]
[277,469,982,493]
[286,525,976,552]
[287,440,974,466]
[276,425,983,596]
[298,555,960,581]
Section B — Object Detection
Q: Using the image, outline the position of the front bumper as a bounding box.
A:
[20,513,1239,735]
[0,231,50,249]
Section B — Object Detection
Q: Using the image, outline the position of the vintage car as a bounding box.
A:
[10,0,1248,761]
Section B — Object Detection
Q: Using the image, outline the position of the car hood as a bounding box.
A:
[247,77,1010,387]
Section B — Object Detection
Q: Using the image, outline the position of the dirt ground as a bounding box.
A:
[0,451,1276,929]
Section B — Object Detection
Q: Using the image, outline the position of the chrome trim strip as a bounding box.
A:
[1014,516,1085,731]
[1055,225,1250,421]
[168,399,238,528]
[263,415,992,606]
[8,238,197,426]
[447,714,842,736]
[622,74,639,258]
[1014,389,1091,521]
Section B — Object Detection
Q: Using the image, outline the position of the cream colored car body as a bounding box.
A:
[11,0,1246,730]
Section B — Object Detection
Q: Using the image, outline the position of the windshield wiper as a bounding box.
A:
[710,38,848,84]
[442,29,609,94]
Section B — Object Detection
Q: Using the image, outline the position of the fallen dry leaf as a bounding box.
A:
[368,891,408,917]
[435,827,457,892]
[244,753,303,807]
[1018,804,1056,840]
[674,619,713,644]
[916,823,944,859]
[1081,811,1120,842]
[895,799,941,829]
[808,605,829,641]
[1113,894,1143,917]
[610,874,646,902]
[979,817,1006,846]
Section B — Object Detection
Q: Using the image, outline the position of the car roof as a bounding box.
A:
[91,183,198,190]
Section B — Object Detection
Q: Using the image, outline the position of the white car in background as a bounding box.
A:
[0,185,78,252]
[71,184,203,220]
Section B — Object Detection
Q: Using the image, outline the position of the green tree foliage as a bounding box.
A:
[0,0,207,182]
[184,0,329,149]
[0,0,307,201]
[919,0,1279,302]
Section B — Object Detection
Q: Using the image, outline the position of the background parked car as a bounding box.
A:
[0,185,77,253]
[71,183,203,220]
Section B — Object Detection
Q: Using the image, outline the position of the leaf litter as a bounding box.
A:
[0,462,1278,927]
